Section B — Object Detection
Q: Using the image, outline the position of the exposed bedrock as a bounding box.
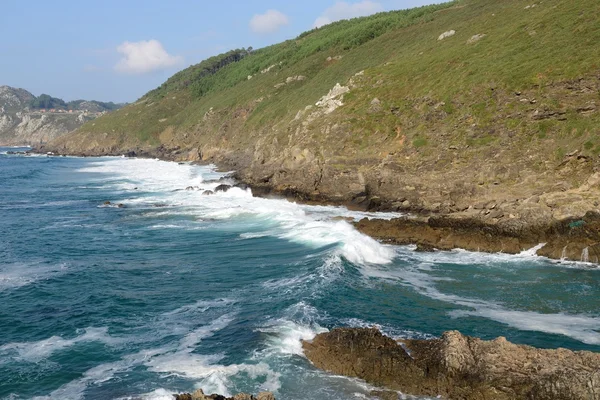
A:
[355,211,600,263]
[302,327,600,400]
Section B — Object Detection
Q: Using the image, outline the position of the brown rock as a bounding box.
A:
[355,212,600,264]
[174,389,274,400]
[303,328,600,400]
[232,394,253,400]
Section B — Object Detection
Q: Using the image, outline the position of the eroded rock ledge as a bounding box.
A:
[302,328,600,400]
[355,211,600,263]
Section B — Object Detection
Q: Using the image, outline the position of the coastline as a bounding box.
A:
[14,145,593,399]
[31,145,600,265]
[302,327,600,400]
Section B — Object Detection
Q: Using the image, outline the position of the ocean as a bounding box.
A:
[1,147,599,399]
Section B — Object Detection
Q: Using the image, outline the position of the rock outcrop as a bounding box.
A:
[302,327,600,400]
[355,211,600,263]
[174,389,275,400]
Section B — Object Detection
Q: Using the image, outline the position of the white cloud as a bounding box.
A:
[250,9,289,34]
[114,40,183,74]
[314,1,384,28]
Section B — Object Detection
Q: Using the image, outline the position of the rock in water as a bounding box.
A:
[302,327,600,400]
[214,184,232,193]
[174,389,275,400]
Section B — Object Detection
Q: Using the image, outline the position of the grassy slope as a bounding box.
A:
[52,0,600,215]
[71,2,453,143]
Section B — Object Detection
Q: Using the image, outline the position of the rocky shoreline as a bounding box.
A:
[355,212,600,263]
[32,145,600,265]
[174,389,274,400]
[302,327,600,400]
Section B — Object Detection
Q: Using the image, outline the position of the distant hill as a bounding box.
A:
[65,99,123,113]
[0,86,124,145]
[47,0,600,231]
[27,94,124,113]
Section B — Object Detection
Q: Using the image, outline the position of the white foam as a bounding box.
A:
[33,347,169,400]
[34,315,233,399]
[77,158,214,192]
[78,157,396,266]
[359,251,600,345]
[0,262,69,292]
[151,298,236,340]
[257,320,328,357]
[136,389,176,400]
[0,327,122,363]
[253,301,329,361]
[340,318,436,341]
[116,388,174,400]
[449,309,600,345]
[29,299,239,399]
[518,243,547,257]
[144,315,281,396]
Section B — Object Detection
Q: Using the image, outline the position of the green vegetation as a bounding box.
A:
[29,94,124,112]
[146,49,251,100]
[584,141,595,150]
[412,136,428,148]
[67,100,123,111]
[29,94,67,110]
[65,0,600,183]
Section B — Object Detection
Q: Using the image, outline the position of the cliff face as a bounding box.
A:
[44,0,600,252]
[0,86,119,146]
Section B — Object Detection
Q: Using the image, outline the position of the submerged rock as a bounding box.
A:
[303,327,600,400]
[415,243,436,252]
[174,389,275,400]
[101,201,125,208]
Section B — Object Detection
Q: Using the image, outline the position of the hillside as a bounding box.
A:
[46,0,600,259]
[0,86,124,145]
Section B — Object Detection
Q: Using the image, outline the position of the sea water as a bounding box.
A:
[1,147,599,399]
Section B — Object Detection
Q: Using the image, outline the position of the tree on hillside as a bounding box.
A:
[29,94,67,110]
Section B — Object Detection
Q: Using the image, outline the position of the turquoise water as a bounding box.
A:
[1,147,599,400]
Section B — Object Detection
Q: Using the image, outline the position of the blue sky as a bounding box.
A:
[1,0,439,103]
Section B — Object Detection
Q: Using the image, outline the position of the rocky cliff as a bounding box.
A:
[42,0,600,261]
[302,327,600,400]
[0,86,120,145]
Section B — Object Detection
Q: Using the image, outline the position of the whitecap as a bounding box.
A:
[32,347,169,400]
[0,327,123,363]
[256,319,328,357]
[144,314,281,396]
[77,157,396,266]
[33,315,234,400]
[0,262,69,292]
